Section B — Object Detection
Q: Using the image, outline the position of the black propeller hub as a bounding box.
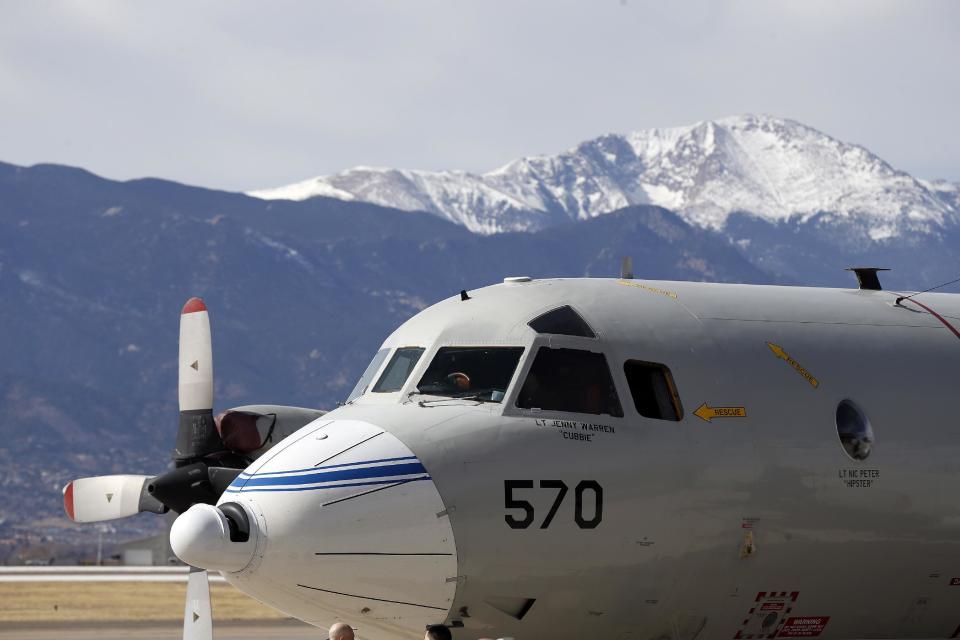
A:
[147,462,243,514]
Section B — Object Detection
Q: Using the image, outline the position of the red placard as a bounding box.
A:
[778,617,829,637]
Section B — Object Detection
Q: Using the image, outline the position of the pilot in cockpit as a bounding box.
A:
[445,371,472,392]
[415,346,524,403]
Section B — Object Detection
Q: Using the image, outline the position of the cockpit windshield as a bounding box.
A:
[373,347,425,393]
[346,348,390,403]
[516,347,623,417]
[416,347,524,403]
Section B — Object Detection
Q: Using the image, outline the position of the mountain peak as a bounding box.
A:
[249,116,956,236]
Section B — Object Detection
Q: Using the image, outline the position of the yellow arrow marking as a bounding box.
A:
[105,493,114,503]
[693,403,746,422]
[766,342,819,389]
[190,360,199,371]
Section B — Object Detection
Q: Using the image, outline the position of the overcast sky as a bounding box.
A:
[0,1,957,191]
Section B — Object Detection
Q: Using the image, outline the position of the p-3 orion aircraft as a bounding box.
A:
[64,270,960,640]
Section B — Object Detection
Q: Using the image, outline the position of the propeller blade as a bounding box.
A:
[175,297,224,463]
[63,475,166,523]
[183,566,213,640]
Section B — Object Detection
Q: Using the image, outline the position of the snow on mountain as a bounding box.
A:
[249,115,957,236]
[252,166,549,234]
[922,178,960,211]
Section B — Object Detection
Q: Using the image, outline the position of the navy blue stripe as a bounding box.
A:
[224,476,430,494]
[240,455,418,479]
[239,462,427,488]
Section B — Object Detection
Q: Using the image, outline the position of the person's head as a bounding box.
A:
[425,624,453,640]
[445,371,471,391]
[329,622,355,640]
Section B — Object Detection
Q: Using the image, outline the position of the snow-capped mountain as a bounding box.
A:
[249,114,958,236]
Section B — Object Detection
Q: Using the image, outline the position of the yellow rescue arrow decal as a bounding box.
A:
[766,342,819,389]
[693,403,746,422]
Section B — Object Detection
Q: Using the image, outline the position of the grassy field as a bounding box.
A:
[0,582,291,623]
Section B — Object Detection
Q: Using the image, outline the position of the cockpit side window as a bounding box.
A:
[623,360,683,421]
[516,347,623,417]
[528,305,596,338]
[373,347,425,393]
[416,347,524,403]
[346,348,390,402]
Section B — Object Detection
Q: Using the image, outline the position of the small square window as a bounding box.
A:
[623,360,683,421]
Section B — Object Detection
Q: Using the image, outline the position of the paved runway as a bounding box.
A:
[0,621,321,639]
[0,566,227,582]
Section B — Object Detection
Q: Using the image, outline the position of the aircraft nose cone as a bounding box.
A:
[170,503,257,572]
[218,418,457,633]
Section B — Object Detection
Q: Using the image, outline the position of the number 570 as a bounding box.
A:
[504,480,603,530]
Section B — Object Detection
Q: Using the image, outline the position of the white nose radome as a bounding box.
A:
[170,503,257,572]
[216,418,457,636]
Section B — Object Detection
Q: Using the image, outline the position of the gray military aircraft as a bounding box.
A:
[65,271,960,639]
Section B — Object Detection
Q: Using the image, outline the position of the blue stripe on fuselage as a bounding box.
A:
[223,476,431,494]
[237,461,428,488]
[238,455,419,479]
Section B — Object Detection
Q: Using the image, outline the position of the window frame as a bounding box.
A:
[504,334,629,421]
[345,347,392,403]
[413,344,527,404]
[372,346,427,394]
[835,398,874,461]
[528,305,597,339]
[622,359,685,422]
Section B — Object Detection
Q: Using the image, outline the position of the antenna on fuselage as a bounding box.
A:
[845,267,889,291]
[620,257,634,280]
[460,289,471,301]
[894,274,960,306]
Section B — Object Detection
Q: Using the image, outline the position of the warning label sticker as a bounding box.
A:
[778,617,830,637]
[734,591,799,639]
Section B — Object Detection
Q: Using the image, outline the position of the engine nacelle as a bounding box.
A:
[216,405,326,457]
